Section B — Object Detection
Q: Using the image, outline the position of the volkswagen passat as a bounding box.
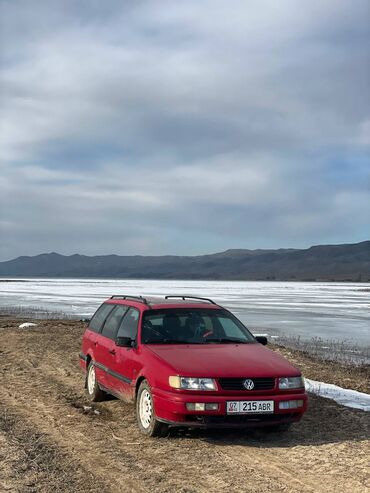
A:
[80,295,307,436]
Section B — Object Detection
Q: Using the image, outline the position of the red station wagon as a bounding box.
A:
[80,295,308,436]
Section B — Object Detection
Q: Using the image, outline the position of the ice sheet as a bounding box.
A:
[0,279,369,344]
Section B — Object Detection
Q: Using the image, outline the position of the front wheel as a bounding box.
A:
[136,381,168,437]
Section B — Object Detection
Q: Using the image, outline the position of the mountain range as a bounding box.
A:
[0,241,369,281]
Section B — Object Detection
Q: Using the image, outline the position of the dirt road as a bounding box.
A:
[0,318,369,493]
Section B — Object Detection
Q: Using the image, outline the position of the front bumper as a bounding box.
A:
[152,388,308,428]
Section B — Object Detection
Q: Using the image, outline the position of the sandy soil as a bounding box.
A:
[0,317,369,493]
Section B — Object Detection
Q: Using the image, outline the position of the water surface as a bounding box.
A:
[1,279,369,345]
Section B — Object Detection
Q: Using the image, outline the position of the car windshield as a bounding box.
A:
[141,308,256,344]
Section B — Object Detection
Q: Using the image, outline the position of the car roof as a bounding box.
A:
[105,295,223,310]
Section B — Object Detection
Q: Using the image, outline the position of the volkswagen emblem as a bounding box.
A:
[243,379,254,390]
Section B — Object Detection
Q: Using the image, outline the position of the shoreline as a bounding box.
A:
[1,277,370,283]
[1,302,369,366]
[1,315,369,394]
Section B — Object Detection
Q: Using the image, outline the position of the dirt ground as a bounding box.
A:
[0,318,369,493]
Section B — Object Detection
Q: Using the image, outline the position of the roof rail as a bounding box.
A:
[110,295,148,305]
[164,295,217,305]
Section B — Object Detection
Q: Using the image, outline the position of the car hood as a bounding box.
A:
[146,343,300,378]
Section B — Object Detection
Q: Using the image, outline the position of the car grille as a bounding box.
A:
[218,377,275,391]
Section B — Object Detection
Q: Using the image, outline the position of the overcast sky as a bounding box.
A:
[0,0,369,260]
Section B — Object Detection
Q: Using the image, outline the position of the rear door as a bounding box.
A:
[94,304,129,390]
[109,307,141,400]
[83,303,115,364]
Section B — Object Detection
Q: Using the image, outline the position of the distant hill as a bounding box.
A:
[0,241,369,281]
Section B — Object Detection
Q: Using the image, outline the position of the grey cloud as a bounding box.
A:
[0,0,369,259]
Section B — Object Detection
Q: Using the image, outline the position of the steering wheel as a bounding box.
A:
[202,330,214,338]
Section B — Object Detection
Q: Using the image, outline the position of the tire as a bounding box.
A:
[136,380,168,437]
[86,361,106,402]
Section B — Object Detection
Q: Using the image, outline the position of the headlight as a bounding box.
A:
[169,376,217,391]
[278,376,304,390]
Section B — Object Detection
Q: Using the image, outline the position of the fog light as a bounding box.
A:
[205,403,219,411]
[279,401,290,410]
[279,399,304,410]
[186,403,205,411]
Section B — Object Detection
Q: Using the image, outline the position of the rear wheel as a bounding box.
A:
[136,381,168,437]
[86,361,106,402]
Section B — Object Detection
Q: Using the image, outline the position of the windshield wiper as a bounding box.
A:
[147,339,202,344]
[146,338,250,345]
[204,338,249,344]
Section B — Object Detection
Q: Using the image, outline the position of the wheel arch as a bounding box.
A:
[84,354,92,388]
[135,376,147,400]
[85,353,92,368]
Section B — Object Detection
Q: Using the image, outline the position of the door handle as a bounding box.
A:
[109,349,116,355]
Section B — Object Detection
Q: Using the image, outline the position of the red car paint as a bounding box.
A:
[80,296,308,430]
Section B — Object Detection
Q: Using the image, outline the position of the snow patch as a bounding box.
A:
[18,322,38,328]
[305,378,370,411]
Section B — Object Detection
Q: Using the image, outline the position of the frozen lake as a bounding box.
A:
[0,278,369,345]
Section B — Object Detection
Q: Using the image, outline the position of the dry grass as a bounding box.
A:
[0,305,79,320]
[273,334,370,366]
[273,344,369,393]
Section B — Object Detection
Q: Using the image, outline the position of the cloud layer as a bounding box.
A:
[0,0,369,260]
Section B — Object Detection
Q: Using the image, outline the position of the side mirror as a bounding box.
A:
[255,336,268,345]
[116,336,134,347]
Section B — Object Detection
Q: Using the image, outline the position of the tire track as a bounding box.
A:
[1,320,369,493]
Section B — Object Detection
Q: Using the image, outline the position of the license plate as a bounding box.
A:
[226,400,274,414]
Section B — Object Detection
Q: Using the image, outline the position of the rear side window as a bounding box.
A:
[89,303,114,333]
[117,307,140,340]
[101,305,129,340]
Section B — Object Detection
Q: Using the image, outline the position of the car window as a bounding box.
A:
[117,307,140,340]
[101,305,129,340]
[89,303,115,333]
[141,308,255,344]
[217,315,247,339]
